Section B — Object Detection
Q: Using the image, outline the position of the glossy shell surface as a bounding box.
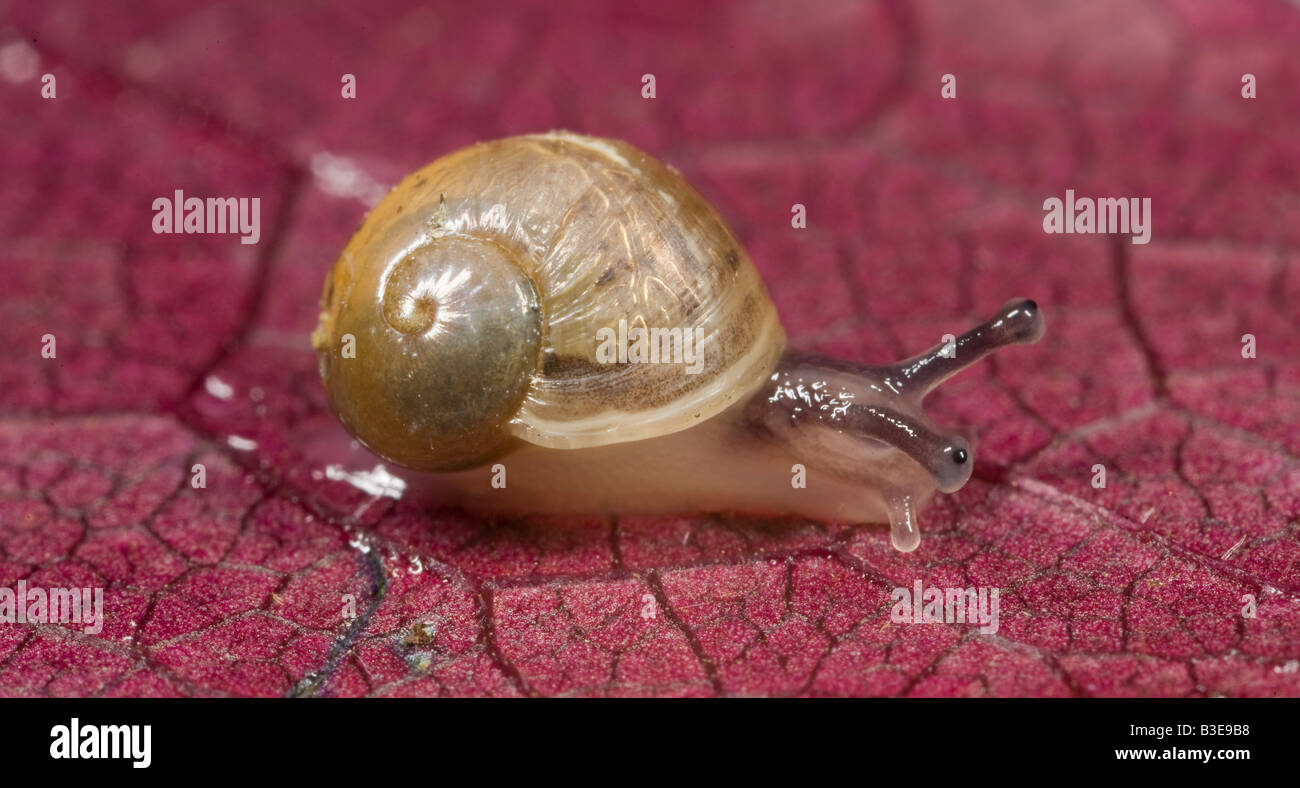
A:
[314,132,785,465]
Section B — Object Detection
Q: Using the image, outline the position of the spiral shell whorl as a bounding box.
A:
[316,230,541,472]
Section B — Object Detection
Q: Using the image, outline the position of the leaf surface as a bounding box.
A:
[1,0,1298,696]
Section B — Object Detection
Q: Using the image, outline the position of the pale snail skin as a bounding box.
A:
[312,131,1046,552]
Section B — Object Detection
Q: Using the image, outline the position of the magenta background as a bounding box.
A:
[1,0,1299,696]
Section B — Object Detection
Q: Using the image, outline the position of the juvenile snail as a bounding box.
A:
[311,132,1045,552]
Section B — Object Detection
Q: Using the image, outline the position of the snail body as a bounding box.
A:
[313,132,1045,552]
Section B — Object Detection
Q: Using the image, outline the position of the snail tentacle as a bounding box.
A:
[881,298,1046,400]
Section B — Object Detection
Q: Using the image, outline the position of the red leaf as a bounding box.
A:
[2,0,1298,696]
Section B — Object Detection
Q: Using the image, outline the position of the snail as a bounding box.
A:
[311,132,1045,552]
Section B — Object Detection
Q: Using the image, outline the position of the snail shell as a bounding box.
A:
[313,132,1046,552]
[312,131,784,471]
